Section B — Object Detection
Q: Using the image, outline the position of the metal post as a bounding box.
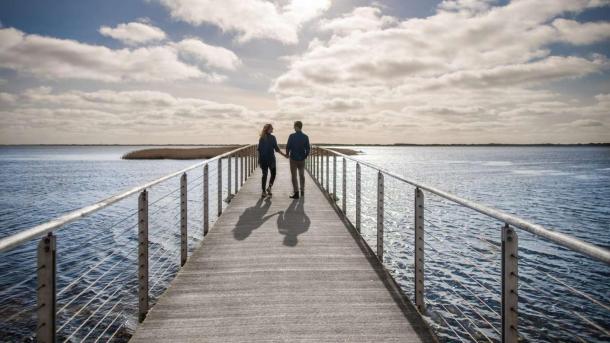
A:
[342,157,346,214]
[502,224,519,343]
[241,153,245,185]
[203,165,209,236]
[377,172,384,260]
[227,154,232,199]
[325,153,330,193]
[217,159,222,216]
[317,149,320,181]
[321,150,325,189]
[318,148,321,181]
[138,190,148,322]
[37,232,56,343]
[313,149,317,178]
[180,173,187,267]
[414,188,425,313]
[356,163,361,234]
[333,154,337,201]
[312,149,315,175]
[234,154,238,193]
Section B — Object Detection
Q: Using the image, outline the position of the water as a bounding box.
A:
[331,146,610,342]
[1,146,609,342]
[0,146,232,342]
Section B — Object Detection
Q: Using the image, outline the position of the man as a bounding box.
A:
[285,121,310,199]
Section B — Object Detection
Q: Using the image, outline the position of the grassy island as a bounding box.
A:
[122,146,360,160]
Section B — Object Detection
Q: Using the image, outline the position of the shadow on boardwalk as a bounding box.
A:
[232,197,280,240]
[277,198,310,246]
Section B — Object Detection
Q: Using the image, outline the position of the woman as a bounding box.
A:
[258,124,284,197]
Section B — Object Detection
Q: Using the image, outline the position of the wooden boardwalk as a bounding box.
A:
[132,157,436,342]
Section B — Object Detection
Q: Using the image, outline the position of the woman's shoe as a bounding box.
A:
[266,185,273,196]
[261,191,267,198]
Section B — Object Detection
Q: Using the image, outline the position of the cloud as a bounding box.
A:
[175,38,241,70]
[319,6,397,35]
[270,1,610,142]
[99,21,167,45]
[0,27,224,82]
[552,19,610,45]
[0,88,256,142]
[158,0,330,44]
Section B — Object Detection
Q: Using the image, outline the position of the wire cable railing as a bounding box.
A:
[0,144,258,342]
[308,145,610,343]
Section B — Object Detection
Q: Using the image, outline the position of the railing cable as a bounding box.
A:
[438,303,480,342]
[425,241,501,318]
[57,269,133,332]
[92,309,123,343]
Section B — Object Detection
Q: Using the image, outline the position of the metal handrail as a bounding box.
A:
[0,144,252,253]
[1,143,259,342]
[308,145,608,342]
[319,146,610,265]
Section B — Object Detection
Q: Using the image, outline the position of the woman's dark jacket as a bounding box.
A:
[258,134,279,168]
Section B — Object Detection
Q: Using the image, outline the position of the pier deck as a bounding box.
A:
[132,156,435,342]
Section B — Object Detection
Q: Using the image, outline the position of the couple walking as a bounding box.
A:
[258,121,309,199]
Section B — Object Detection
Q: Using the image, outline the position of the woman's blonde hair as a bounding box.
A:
[260,123,273,138]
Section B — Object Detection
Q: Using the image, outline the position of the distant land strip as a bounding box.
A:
[322,143,610,147]
[122,146,360,160]
[2,143,609,147]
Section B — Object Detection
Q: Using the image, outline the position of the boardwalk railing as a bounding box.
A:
[0,145,258,342]
[307,146,610,343]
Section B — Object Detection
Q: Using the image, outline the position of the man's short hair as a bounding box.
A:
[294,121,303,129]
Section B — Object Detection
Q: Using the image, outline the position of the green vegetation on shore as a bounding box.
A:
[122,146,243,160]
[122,146,360,160]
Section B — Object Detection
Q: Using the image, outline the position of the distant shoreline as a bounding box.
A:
[122,146,361,160]
[2,143,609,147]
[122,146,244,160]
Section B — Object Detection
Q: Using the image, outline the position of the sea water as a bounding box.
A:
[0,146,608,342]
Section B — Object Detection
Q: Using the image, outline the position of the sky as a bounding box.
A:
[0,0,609,144]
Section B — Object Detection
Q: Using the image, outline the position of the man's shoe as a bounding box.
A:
[300,190,304,197]
[266,186,273,196]
[261,191,267,198]
[289,192,300,199]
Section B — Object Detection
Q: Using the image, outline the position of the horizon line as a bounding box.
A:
[1,143,609,147]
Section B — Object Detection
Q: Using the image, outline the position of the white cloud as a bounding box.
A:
[99,21,167,45]
[552,19,610,45]
[175,38,241,70]
[158,0,330,44]
[0,92,17,104]
[0,88,258,143]
[0,27,222,82]
[270,1,610,143]
[319,7,397,35]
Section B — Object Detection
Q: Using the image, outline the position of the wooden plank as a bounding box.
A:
[132,157,436,342]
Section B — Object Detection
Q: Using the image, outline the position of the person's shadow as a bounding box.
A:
[233,198,279,240]
[277,198,310,247]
